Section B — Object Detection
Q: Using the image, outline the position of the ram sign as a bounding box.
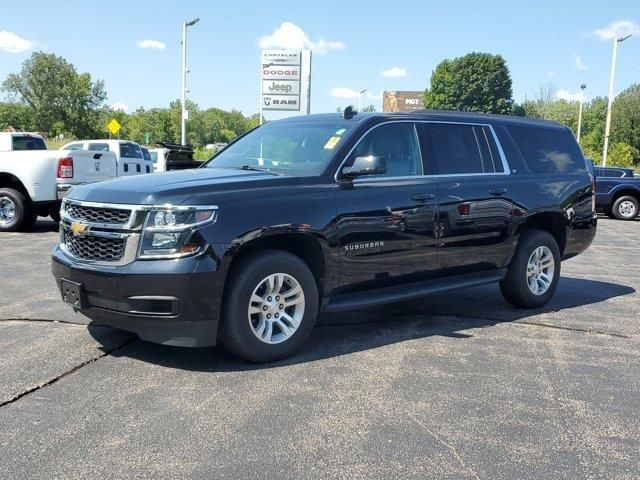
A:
[382,91,424,112]
[260,49,311,114]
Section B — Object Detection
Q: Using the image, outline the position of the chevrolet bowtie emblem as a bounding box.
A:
[70,222,89,236]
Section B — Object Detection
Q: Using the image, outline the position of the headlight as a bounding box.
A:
[138,206,217,259]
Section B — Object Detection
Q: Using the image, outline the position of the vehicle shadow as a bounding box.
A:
[98,276,635,372]
[30,218,59,233]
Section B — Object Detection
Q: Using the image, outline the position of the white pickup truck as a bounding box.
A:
[0,132,117,232]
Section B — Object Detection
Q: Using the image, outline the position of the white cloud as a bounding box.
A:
[136,39,166,50]
[547,70,556,78]
[110,102,129,112]
[574,54,587,72]
[0,31,34,53]
[380,66,407,78]
[593,20,640,40]
[329,87,361,99]
[258,22,345,55]
[556,89,586,102]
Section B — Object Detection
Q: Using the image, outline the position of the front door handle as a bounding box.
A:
[489,187,508,196]
[411,193,436,203]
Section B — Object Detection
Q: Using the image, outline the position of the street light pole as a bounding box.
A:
[358,89,367,112]
[602,34,631,166]
[181,17,200,146]
[577,83,586,143]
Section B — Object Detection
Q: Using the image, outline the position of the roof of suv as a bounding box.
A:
[277,110,564,129]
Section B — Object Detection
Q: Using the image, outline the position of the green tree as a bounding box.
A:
[611,83,640,163]
[607,142,638,168]
[0,102,32,131]
[2,52,106,138]
[423,52,514,114]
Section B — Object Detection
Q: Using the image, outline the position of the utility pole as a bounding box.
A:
[602,34,631,166]
[577,84,586,143]
[181,18,200,146]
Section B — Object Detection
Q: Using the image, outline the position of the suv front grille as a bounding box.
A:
[65,203,132,225]
[63,229,125,262]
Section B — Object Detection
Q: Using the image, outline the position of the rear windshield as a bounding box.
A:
[88,142,110,152]
[12,136,47,151]
[119,142,143,159]
[141,148,151,162]
[507,125,586,173]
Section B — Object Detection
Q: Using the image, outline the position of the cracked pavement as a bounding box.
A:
[0,217,638,479]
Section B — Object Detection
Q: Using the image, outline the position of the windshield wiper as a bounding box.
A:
[237,165,280,176]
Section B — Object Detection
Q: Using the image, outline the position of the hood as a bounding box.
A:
[67,167,298,205]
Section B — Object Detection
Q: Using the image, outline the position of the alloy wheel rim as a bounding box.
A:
[526,246,555,296]
[248,273,305,344]
[0,196,16,225]
[619,201,636,218]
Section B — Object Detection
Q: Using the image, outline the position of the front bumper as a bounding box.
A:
[51,244,228,347]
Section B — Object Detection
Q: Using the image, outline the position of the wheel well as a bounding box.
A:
[520,213,567,254]
[612,189,640,205]
[225,233,327,298]
[0,173,30,199]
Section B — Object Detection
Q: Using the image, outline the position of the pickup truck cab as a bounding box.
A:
[52,110,596,362]
[0,132,117,231]
[61,139,153,176]
[593,166,640,220]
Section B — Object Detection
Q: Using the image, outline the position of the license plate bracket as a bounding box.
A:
[60,279,87,309]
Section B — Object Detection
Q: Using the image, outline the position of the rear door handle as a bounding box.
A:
[489,187,508,196]
[411,193,436,203]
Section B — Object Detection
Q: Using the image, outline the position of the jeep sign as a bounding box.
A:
[262,80,300,96]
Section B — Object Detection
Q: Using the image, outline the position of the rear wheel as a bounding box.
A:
[611,195,639,220]
[0,188,33,232]
[500,229,561,309]
[219,250,319,362]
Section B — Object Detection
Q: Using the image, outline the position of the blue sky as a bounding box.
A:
[1,0,639,120]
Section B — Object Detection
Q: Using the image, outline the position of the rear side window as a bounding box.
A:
[88,142,110,152]
[141,148,151,162]
[150,152,158,164]
[119,142,143,159]
[420,123,503,175]
[507,125,586,173]
[13,136,47,150]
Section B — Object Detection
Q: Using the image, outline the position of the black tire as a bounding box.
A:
[611,195,639,221]
[0,188,33,232]
[500,229,561,309]
[219,250,319,362]
[49,206,61,223]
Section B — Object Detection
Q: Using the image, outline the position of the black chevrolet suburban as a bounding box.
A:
[52,110,597,362]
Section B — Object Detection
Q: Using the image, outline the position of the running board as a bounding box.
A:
[323,268,507,312]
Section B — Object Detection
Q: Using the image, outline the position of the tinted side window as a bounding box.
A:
[119,142,143,159]
[421,123,499,175]
[347,123,422,177]
[88,142,110,152]
[12,136,47,150]
[507,125,586,173]
[141,148,151,162]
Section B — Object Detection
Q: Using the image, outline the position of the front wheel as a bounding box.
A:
[219,250,319,362]
[612,196,639,221]
[500,229,561,309]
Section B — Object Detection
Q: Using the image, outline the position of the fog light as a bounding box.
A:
[151,232,179,248]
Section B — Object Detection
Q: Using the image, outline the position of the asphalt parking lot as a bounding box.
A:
[0,217,638,479]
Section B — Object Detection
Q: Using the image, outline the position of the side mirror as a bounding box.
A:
[585,158,595,175]
[342,155,387,178]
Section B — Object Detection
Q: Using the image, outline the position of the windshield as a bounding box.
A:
[205,121,354,176]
